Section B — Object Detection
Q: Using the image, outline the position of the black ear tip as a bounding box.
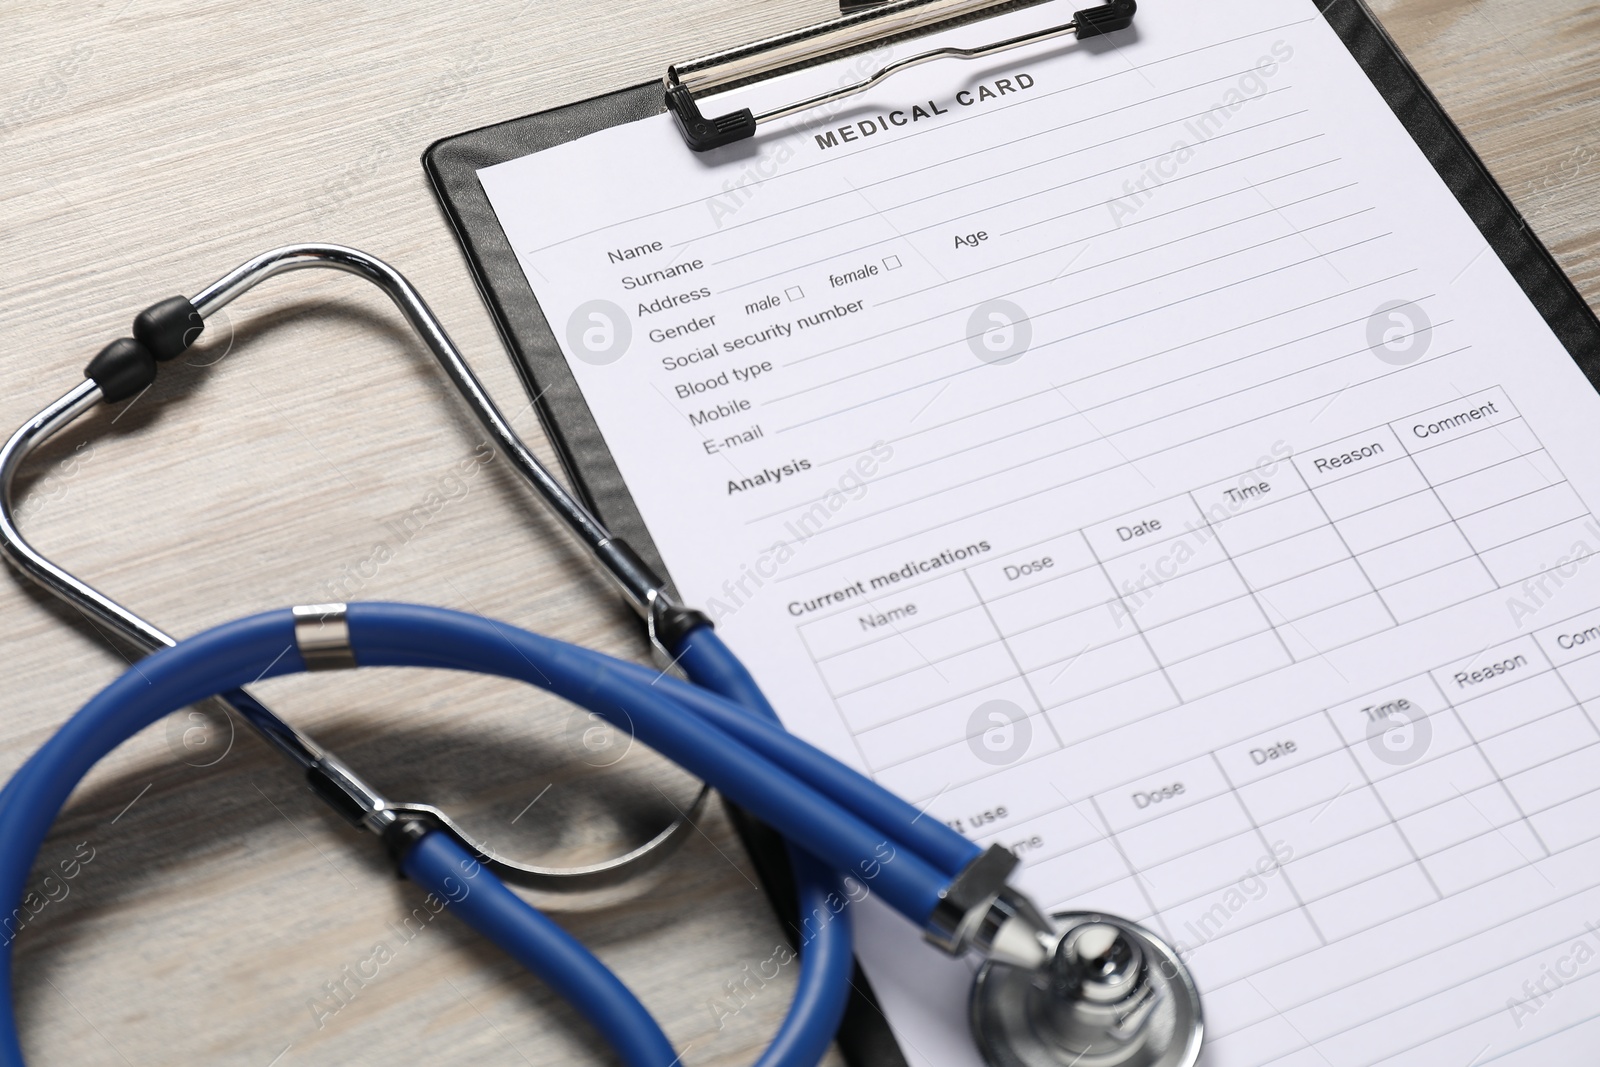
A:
[1075,0,1137,38]
[133,295,204,361]
[85,338,158,403]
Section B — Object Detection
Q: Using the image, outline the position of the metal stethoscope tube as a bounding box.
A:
[0,243,708,890]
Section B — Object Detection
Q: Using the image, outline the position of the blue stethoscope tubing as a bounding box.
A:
[0,603,982,1065]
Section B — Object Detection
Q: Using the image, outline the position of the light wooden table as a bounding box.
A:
[0,2,1595,1064]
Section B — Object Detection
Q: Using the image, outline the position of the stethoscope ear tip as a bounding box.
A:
[84,337,157,403]
[81,293,204,404]
[133,295,204,361]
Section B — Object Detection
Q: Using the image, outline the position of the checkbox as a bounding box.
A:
[785,286,805,301]
[882,255,902,270]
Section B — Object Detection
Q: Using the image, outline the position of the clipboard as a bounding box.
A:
[423,3,1600,1063]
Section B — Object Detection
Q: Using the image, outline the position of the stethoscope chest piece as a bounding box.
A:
[971,911,1203,1067]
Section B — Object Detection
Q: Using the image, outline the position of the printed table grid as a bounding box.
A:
[789,386,1600,1062]
[796,386,1597,787]
[960,607,1600,1067]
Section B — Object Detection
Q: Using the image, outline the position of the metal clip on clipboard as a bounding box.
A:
[664,0,1137,151]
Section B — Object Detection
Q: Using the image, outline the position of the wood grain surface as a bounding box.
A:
[0,1,1594,1064]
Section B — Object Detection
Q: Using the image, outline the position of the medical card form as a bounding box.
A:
[478,1,1600,1061]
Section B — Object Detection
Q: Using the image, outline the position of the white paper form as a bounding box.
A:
[479,1,1600,1062]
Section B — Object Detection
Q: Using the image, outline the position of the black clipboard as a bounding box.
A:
[423,3,1600,1063]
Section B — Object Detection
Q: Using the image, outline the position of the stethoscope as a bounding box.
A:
[0,244,1203,1067]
